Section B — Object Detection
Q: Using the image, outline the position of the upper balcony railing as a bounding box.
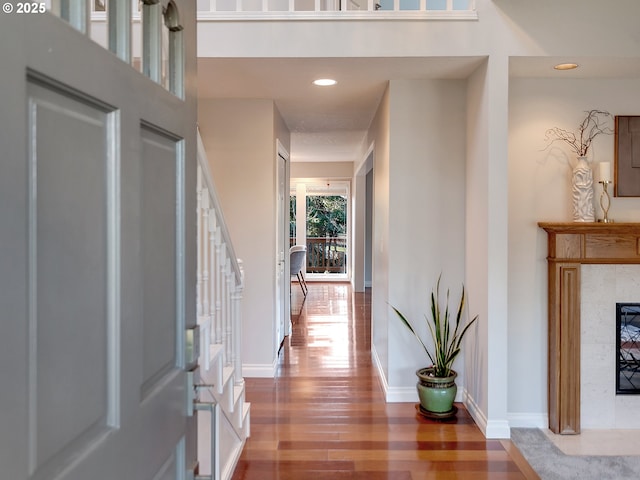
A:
[197,0,477,20]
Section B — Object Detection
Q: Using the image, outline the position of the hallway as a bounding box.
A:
[231,283,537,479]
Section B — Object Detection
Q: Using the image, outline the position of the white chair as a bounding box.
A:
[290,245,308,298]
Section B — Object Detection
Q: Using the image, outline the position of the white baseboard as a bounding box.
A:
[372,346,464,403]
[386,386,418,403]
[485,419,511,439]
[463,390,511,439]
[463,390,487,432]
[373,347,538,439]
[371,345,388,396]
[221,437,246,480]
[364,280,372,288]
[242,360,277,378]
[385,387,466,403]
[507,412,548,429]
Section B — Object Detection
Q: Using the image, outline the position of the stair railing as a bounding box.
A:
[196,0,477,16]
[196,129,244,387]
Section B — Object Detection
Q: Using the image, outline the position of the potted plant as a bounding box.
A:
[392,276,478,416]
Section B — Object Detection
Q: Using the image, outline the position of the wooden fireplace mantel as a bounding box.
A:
[539,222,640,434]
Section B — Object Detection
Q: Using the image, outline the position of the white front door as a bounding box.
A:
[0,3,198,479]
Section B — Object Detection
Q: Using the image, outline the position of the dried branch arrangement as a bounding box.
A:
[544,109,613,156]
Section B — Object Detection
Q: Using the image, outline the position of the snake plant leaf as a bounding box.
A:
[391,305,436,367]
[391,276,478,378]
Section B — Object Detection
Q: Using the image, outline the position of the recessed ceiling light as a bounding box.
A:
[553,63,579,71]
[313,78,337,86]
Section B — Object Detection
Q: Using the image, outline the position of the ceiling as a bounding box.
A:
[197,56,486,162]
[197,56,640,163]
[509,56,640,79]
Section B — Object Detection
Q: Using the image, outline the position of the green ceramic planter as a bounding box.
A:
[416,367,457,413]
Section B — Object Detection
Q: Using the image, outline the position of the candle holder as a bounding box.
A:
[597,181,613,223]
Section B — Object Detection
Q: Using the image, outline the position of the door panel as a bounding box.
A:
[140,124,179,396]
[28,77,115,480]
[0,3,198,479]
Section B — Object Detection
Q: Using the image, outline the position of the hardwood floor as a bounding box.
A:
[231,283,538,480]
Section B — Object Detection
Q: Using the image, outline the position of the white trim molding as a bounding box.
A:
[242,360,277,378]
[464,391,511,439]
[196,11,478,22]
[507,412,548,429]
[373,345,464,403]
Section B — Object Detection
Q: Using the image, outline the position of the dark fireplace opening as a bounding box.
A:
[617,303,640,394]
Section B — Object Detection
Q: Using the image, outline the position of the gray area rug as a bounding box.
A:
[510,428,640,480]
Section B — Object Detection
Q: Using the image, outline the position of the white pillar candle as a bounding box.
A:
[599,161,612,182]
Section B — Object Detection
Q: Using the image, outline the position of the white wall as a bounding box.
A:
[369,87,391,383]
[462,57,512,438]
[370,79,468,400]
[291,161,353,179]
[465,60,491,431]
[198,98,291,377]
[508,78,640,426]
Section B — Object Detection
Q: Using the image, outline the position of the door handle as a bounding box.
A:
[186,368,214,417]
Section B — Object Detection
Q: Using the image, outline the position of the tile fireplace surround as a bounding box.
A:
[539,223,640,435]
[581,266,640,428]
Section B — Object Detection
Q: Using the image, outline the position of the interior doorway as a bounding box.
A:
[352,147,373,292]
[291,180,350,281]
[364,168,373,288]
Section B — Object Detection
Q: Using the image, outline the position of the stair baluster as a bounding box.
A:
[195,129,250,480]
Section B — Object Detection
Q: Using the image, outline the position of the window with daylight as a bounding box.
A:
[290,181,350,280]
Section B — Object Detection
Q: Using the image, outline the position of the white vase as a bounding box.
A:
[571,156,595,222]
